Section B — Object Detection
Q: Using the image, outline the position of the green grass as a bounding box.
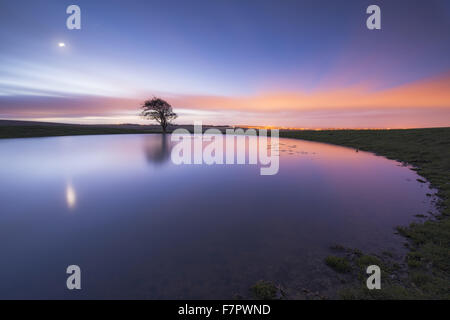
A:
[281,128,450,299]
[356,255,382,270]
[0,124,161,139]
[0,121,232,139]
[250,280,279,300]
[325,256,352,273]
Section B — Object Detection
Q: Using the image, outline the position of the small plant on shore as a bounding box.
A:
[325,255,351,273]
[251,280,278,300]
[356,255,382,270]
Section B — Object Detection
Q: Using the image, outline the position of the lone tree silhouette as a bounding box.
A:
[140,97,177,133]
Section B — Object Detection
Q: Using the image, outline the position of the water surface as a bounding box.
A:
[0,134,435,299]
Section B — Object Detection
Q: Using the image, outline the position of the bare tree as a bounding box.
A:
[140,97,177,133]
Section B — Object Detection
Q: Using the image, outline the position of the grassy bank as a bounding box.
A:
[281,128,450,299]
[0,120,232,139]
[0,121,162,139]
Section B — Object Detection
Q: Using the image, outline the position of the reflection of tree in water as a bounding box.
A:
[144,134,171,165]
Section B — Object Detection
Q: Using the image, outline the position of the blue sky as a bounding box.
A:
[0,0,449,127]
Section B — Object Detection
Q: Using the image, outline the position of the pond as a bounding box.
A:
[0,134,436,299]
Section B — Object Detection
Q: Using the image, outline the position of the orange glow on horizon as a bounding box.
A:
[3,72,449,129]
[170,72,450,112]
[236,125,407,131]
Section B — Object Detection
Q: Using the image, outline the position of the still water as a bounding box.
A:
[0,134,435,299]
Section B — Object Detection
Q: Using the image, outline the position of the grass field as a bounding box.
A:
[0,121,162,139]
[281,128,450,299]
[0,121,231,139]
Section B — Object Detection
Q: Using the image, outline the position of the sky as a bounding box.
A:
[0,0,449,128]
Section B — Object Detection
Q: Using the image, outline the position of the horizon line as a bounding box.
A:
[1,118,448,131]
